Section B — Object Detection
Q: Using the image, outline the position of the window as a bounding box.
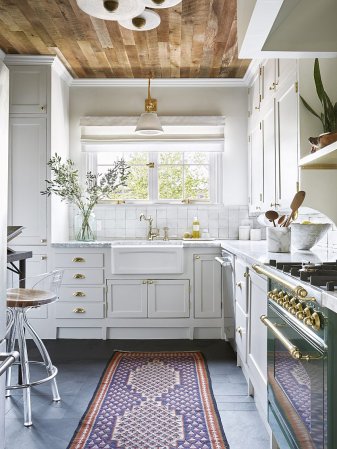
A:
[92,150,222,203]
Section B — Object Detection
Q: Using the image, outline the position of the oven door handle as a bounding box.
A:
[253,264,310,300]
[260,315,322,361]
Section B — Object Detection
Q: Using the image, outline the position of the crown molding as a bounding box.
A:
[242,59,261,87]
[70,77,248,87]
[4,54,57,65]
[52,57,73,86]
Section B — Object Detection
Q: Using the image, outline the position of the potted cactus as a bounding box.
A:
[300,58,337,151]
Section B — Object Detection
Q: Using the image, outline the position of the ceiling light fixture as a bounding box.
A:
[76,0,182,31]
[135,78,164,135]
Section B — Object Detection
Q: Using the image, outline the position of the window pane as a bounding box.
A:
[184,165,209,200]
[184,152,209,164]
[103,165,149,200]
[124,152,148,165]
[158,166,183,199]
[159,152,183,165]
[97,152,123,165]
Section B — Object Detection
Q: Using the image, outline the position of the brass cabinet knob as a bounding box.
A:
[243,272,249,278]
[73,307,86,314]
[73,291,86,297]
[40,239,47,243]
[195,255,200,259]
[40,105,45,111]
[72,257,85,263]
[142,280,147,284]
[73,273,85,279]
[236,281,242,289]
[236,326,243,336]
[148,280,154,284]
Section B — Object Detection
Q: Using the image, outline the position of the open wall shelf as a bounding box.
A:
[299,141,337,169]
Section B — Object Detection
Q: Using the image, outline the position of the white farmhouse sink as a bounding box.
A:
[111,241,184,274]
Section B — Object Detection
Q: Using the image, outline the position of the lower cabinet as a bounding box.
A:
[107,279,190,318]
[194,254,222,318]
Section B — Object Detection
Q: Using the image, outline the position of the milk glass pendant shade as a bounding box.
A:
[119,9,161,31]
[143,0,182,8]
[135,78,163,135]
[76,0,145,21]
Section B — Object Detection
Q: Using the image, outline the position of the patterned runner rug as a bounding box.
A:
[68,351,229,449]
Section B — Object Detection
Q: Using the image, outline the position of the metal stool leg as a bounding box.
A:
[5,310,17,398]
[17,311,32,427]
[23,312,61,402]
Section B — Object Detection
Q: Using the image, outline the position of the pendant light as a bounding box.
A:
[135,78,164,135]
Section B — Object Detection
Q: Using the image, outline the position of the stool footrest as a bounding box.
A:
[6,361,58,390]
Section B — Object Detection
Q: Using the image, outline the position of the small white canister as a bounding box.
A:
[267,227,291,253]
[239,225,251,240]
[250,228,262,241]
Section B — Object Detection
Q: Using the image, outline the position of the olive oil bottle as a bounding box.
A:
[192,217,200,238]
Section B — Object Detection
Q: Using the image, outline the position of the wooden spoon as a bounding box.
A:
[277,215,286,226]
[265,210,279,227]
[284,191,306,227]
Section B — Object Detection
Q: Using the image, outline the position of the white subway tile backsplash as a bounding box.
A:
[81,204,251,241]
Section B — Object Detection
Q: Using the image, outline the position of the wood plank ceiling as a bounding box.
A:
[0,0,250,79]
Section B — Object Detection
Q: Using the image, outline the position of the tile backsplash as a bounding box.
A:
[73,204,257,240]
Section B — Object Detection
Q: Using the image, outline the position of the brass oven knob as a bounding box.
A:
[289,298,298,315]
[295,302,304,320]
[303,307,313,326]
[283,296,292,310]
[311,312,321,331]
[268,291,274,299]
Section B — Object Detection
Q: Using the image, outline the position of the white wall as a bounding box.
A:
[50,69,70,242]
[69,85,249,206]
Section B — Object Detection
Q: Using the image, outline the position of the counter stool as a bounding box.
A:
[6,270,63,427]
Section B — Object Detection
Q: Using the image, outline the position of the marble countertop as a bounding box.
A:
[51,239,223,248]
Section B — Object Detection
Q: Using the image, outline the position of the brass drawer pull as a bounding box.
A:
[73,291,86,297]
[73,307,86,314]
[72,257,85,263]
[73,273,85,279]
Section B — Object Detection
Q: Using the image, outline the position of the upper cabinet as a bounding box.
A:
[9,66,48,114]
[248,59,299,213]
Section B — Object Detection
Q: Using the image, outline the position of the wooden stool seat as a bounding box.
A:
[7,288,58,308]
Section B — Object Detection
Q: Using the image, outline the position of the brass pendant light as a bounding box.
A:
[135,78,164,135]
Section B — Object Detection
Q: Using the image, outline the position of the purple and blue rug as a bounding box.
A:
[68,351,229,449]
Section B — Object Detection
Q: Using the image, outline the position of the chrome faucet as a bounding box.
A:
[139,214,159,240]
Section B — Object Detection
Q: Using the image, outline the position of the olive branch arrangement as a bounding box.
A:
[41,153,129,240]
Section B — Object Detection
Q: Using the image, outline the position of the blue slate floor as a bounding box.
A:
[5,340,270,449]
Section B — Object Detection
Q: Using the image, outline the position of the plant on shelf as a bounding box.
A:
[41,153,129,241]
[300,58,337,150]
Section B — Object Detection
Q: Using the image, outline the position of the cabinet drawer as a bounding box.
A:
[62,269,104,285]
[235,259,248,313]
[59,286,104,302]
[55,302,104,319]
[235,302,248,363]
[55,253,103,268]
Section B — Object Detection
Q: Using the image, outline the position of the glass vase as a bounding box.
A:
[74,210,97,241]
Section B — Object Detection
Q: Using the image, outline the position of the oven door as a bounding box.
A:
[264,304,327,449]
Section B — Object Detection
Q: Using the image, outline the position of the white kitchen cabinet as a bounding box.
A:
[261,59,276,104]
[194,254,222,318]
[248,123,264,211]
[9,65,47,114]
[107,279,190,319]
[262,103,276,209]
[248,69,261,121]
[107,279,148,318]
[247,269,268,417]
[234,258,248,313]
[235,302,248,364]
[148,280,189,318]
[8,117,47,245]
[276,81,299,209]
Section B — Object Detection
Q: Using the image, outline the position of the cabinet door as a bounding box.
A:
[262,104,276,210]
[8,117,47,245]
[194,255,221,318]
[261,59,276,103]
[248,271,267,384]
[9,66,47,114]
[249,123,264,211]
[107,280,147,318]
[235,302,248,364]
[248,70,261,119]
[276,83,299,208]
[148,280,189,318]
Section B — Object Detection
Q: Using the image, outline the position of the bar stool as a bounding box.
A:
[6,270,63,426]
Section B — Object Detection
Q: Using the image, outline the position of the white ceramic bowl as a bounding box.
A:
[290,223,331,250]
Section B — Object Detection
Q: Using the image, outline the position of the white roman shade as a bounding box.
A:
[80,116,225,153]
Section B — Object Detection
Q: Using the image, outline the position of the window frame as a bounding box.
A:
[87,151,223,205]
